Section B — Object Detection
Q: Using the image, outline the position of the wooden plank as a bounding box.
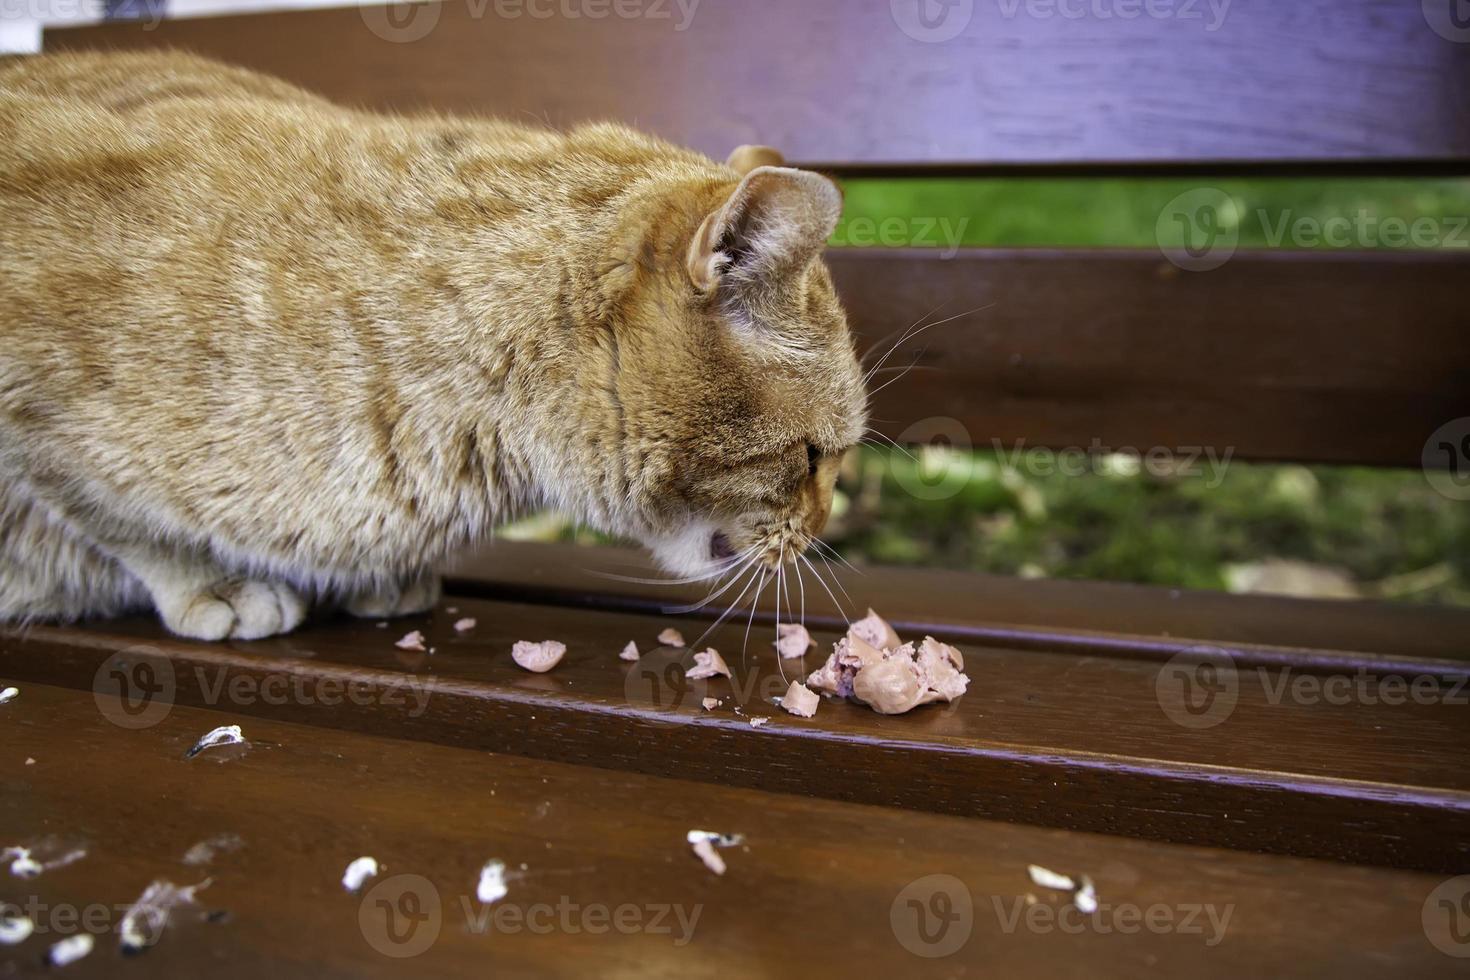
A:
[446,541,1470,675]
[3,682,1454,977]
[43,0,1470,171]
[5,597,1467,872]
[825,248,1470,468]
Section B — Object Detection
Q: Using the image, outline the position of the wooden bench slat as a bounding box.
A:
[447,542,1470,675]
[2,681,1455,977]
[6,594,1467,872]
[44,0,1470,170]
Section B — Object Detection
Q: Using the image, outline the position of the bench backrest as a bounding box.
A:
[43,0,1470,465]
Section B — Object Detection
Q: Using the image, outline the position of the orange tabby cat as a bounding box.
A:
[0,51,865,640]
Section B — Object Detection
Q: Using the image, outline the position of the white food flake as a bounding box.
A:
[118,879,207,953]
[748,716,770,728]
[453,617,477,632]
[686,831,742,876]
[3,847,40,878]
[341,856,380,892]
[0,912,34,945]
[511,640,567,673]
[48,933,94,966]
[477,860,508,904]
[395,630,427,651]
[186,724,245,759]
[773,623,815,660]
[619,641,640,662]
[0,687,17,704]
[1074,876,1098,914]
[685,648,731,680]
[779,681,819,718]
[657,627,686,647]
[1027,864,1076,892]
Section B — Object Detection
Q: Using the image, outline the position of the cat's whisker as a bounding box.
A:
[813,548,857,613]
[862,428,917,463]
[798,552,850,622]
[742,567,769,665]
[861,299,946,372]
[682,560,765,654]
[661,550,762,615]
[862,302,994,388]
[811,537,861,576]
[774,562,788,684]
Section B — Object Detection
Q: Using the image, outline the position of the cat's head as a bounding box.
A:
[600,145,866,580]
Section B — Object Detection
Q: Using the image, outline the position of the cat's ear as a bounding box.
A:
[686,166,842,294]
[725,144,785,175]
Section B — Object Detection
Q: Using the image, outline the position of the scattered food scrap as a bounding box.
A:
[0,912,33,945]
[748,716,770,728]
[47,934,93,967]
[1028,864,1098,912]
[773,623,815,660]
[4,841,84,878]
[511,640,566,673]
[620,641,641,662]
[453,617,477,633]
[341,856,380,892]
[806,610,969,715]
[657,627,686,647]
[701,697,720,711]
[119,879,207,953]
[779,681,819,718]
[2,847,40,878]
[686,830,742,876]
[182,834,243,867]
[395,630,427,651]
[685,648,731,681]
[186,724,245,759]
[0,687,16,704]
[477,860,508,904]
[24,758,34,765]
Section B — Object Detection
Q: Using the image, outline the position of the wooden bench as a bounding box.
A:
[4,1,1469,974]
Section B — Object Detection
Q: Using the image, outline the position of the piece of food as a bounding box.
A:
[805,613,970,716]
[0,687,17,704]
[1075,875,1098,914]
[657,627,686,647]
[619,641,641,662]
[185,724,245,759]
[773,623,815,659]
[0,911,33,945]
[341,856,380,892]
[779,681,819,718]
[453,617,477,632]
[511,640,566,673]
[685,648,731,680]
[849,608,902,652]
[395,630,427,651]
[686,830,741,875]
[477,859,508,904]
[47,934,93,967]
[118,879,207,953]
[1027,864,1076,892]
[701,697,720,711]
[748,716,770,728]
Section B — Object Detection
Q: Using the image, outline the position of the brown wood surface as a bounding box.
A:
[43,0,1470,171]
[1,682,1460,978]
[5,585,1467,872]
[448,541,1470,674]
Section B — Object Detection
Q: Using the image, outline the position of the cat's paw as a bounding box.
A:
[343,573,442,620]
[160,578,307,641]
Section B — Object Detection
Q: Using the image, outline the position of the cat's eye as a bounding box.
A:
[806,443,821,476]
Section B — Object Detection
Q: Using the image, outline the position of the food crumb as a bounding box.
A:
[23,758,34,766]
[47,933,93,966]
[748,716,770,728]
[0,687,17,704]
[395,630,427,651]
[1027,864,1076,892]
[477,859,508,904]
[119,879,207,953]
[685,648,731,680]
[701,697,720,711]
[446,606,459,614]
[620,641,640,662]
[453,617,477,632]
[511,640,567,673]
[341,856,380,892]
[185,724,245,759]
[773,623,815,659]
[657,627,686,647]
[779,682,819,718]
[0,911,34,945]
[686,830,741,875]
[1075,876,1098,914]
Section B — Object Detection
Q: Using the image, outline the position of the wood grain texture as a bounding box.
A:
[43,0,1470,170]
[5,591,1467,872]
[824,248,1470,467]
[2,682,1455,977]
[446,541,1470,675]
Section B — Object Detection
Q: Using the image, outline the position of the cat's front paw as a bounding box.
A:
[343,573,442,620]
[160,578,308,641]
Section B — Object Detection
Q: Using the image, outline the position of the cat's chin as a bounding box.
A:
[643,522,733,581]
